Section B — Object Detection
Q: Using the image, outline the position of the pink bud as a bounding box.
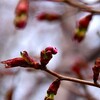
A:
[1,51,40,69]
[1,58,29,68]
[78,14,93,29]
[47,79,60,95]
[40,47,58,66]
[45,47,58,54]
[15,0,29,15]
[37,12,61,21]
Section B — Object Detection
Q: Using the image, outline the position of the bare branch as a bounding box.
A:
[43,68,100,88]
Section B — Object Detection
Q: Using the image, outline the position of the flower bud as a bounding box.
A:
[15,0,29,15]
[14,0,29,29]
[37,12,61,21]
[14,14,27,28]
[20,51,34,64]
[40,50,52,66]
[40,47,58,66]
[1,58,29,68]
[1,51,40,69]
[45,47,58,54]
[20,51,41,69]
[44,79,60,100]
[92,58,100,84]
[78,14,92,29]
[47,79,60,95]
[73,14,93,42]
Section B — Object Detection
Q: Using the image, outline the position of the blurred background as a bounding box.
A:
[0,0,100,100]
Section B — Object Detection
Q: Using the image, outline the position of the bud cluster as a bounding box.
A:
[1,47,57,69]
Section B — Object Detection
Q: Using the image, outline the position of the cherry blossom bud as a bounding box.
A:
[14,14,28,28]
[78,14,92,29]
[47,79,60,95]
[15,0,29,15]
[1,51,40,69]
[37,12,61,21]
[40,50,52,66]
[40,47,58,66]
[44,79,60,100]
[1,58,29,68]
[92,58,100,84]
[73,14,93,42]
[45,47,58,54]
[14,0,29,29]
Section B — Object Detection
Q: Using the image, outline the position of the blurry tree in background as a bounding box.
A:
[0,0,100,100]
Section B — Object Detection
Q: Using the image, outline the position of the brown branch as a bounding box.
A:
[64,0,100,14]
[43,68,100,88]
[78,0,100,5]
[30,0,100,14]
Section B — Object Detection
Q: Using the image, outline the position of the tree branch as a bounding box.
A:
[64,0,100,14]
[30,0,100,14]
[43,68,100,88]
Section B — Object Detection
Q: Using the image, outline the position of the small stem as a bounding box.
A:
[64,0,100,14]
[30,0,100,14]
[44,68,100,88]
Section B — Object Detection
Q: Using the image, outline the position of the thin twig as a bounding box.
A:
[43,68,100,88]
[30,0,100,14]
[64,0,100,14]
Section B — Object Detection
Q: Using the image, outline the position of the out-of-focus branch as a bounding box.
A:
[30,0,100,14]
[63,0,100,14]
[78,0,100,5]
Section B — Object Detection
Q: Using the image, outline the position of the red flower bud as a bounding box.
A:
[73,14,93,42]
[14,14,28,28]
[45,47,58,54]
[92,58,100,84]
[1,51,40,69]
[47,79,60,95]
[40,47,58,66]
[40,50,52,66]
[37,12,61,21]
[1,58,29,68]
[44,79,60,100]
[14,0,29,29]
[15,0,29,15]
[78,14,93,29]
